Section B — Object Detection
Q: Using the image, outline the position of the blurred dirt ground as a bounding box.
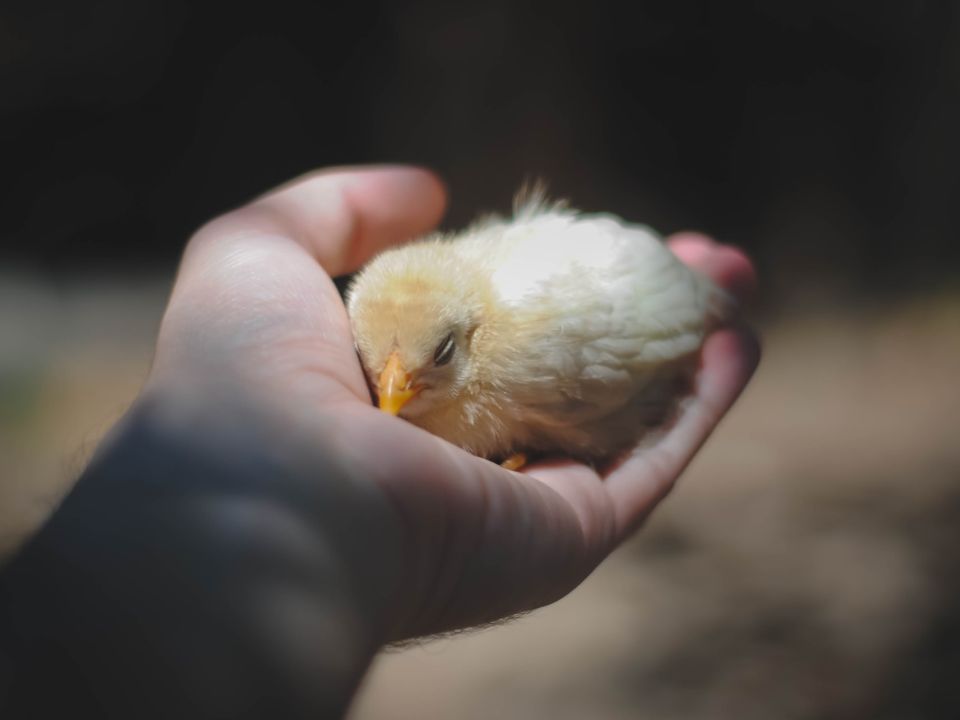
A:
[2,275,959,719]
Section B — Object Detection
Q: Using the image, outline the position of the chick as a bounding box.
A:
[346,193,734,467]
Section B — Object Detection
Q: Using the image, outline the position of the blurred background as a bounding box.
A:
[2,1,959,717]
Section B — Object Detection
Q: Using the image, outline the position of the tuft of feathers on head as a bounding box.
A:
[465,180,571,233]
[512,179,569,220]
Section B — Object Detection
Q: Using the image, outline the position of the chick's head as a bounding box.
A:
[346,242,486,418]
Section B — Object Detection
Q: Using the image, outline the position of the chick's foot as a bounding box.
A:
[500,453,527,472]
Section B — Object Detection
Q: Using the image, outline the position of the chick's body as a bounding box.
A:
[347,202,732,464]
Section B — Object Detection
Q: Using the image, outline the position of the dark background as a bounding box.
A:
[2,1,958,298]
[3,4,960,719]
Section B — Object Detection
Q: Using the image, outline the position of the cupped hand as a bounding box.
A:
[146,166,760,642]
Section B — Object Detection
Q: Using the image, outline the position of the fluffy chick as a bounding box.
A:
[346,195,734,465]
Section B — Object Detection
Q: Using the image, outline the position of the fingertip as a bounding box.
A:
[667,231,717,253]
[668,233,757,303]
[349,164,448,221]
[713,245,758,303]
[231,164,449,275]
[336,165,448,271]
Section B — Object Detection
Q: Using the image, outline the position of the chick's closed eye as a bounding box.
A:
[433,333,455,366]
[346,190,735,465]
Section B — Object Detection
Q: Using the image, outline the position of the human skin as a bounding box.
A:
[0,166,759,719]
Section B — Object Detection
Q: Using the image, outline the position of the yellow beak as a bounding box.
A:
[377,352,420,415]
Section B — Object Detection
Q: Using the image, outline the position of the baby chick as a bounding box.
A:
[346,193,734,467]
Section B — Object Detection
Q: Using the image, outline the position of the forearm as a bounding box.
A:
[0,397,401,719]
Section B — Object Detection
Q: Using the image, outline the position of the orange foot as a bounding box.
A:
[500,453,527,471]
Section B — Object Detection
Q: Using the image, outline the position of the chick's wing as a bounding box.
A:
[484,213,722,424]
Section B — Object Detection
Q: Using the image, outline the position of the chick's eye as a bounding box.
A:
[434,333,455,366]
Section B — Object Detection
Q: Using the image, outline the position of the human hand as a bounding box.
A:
[0,166,758,718]
[145,165,759,640]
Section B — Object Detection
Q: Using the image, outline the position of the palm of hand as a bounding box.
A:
[148,167,758,640]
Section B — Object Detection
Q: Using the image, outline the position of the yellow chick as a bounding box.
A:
[346,193,734,467]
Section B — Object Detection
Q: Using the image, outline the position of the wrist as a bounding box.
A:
[1,388,405,717]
